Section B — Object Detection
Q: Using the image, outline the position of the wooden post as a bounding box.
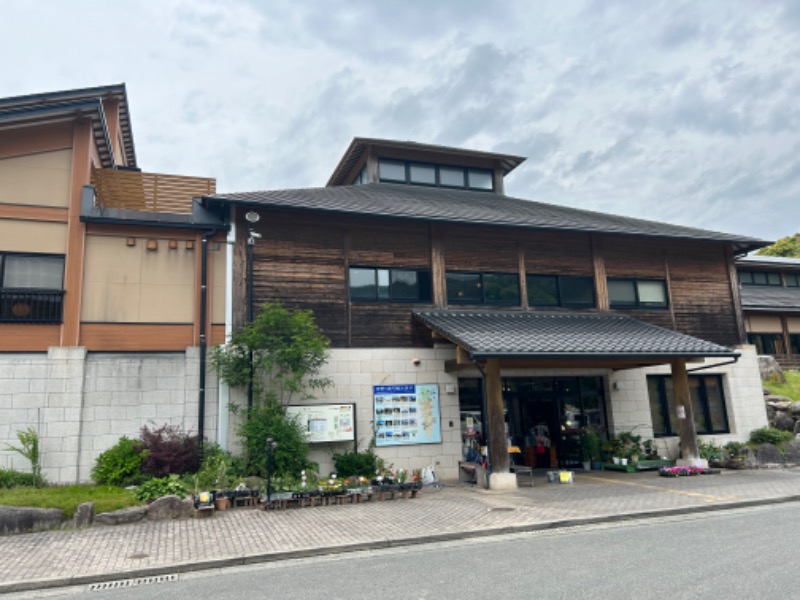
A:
[430,224,446,308]
[671,358,699,461]
[591,234,609,311]
[485,358,509,474]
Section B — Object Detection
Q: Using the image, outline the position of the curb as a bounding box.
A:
[3,494,800,594]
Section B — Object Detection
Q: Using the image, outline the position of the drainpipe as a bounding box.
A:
[199,228,220,449]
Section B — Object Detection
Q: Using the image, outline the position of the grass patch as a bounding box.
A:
[0,485,142,519]
[764,370,800,402]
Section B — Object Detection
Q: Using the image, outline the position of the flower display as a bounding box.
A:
[658,466,704,477]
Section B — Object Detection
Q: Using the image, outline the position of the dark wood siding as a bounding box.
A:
[521,230,594,276]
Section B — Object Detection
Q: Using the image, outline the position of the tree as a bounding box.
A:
[210,302,331,407]
[210,302,331,477]
[756,233,800,258]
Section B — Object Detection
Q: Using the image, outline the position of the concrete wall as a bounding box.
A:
[0,347,217,484]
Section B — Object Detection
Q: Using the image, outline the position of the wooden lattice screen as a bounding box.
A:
[92,168,216,214]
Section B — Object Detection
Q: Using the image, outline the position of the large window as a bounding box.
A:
[739,270,782,286]
[747,333,786,355]
[349,267,432,303]
[378,159,494,192]
[608,278,668,309]
[526,274,595,308]
[648,374,729,437]
[446,271,520,305]
[0,253,65,323]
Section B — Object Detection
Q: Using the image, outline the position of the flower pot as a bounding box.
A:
[582,461,591,472]
[613,457,621,465]
[214,497,230,511]
[620,458,628,466]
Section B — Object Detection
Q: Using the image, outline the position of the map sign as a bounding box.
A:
[286,403,355,443]
[373,384,441,447]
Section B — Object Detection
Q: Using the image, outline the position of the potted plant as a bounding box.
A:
[581,428,602,470]
[213,460,230,511]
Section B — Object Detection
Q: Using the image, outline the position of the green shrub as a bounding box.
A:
[0,468,38,488]
[92,437,147,487]
[133,474,189,502]
[723,441,746,460]
[239,401,315,479]
[749,427,794,446]
[698,438,723,462]
[5,427,43,487]
[194,443,237,491]
[333,449,381,477]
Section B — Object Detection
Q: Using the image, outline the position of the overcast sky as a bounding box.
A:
[2,0,798,242]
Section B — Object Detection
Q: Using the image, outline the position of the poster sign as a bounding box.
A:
[286,403,355,443]
[373,384,441,447]
[677,405,686,420]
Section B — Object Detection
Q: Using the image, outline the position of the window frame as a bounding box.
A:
[648,374,730,437]
[348,266,432,304]
[377,158,495,192]
[608,277,668,309]
[526,274,596,308]
[739,269,783,287]
[446,270,521,306]
[0,251,66,323]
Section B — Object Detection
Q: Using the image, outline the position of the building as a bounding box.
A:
[0,85,227,483]
[203,137,770,487]
[736,254,800,367]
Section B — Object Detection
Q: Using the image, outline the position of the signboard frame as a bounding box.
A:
[373,384,441,447]
[286,403,356,444]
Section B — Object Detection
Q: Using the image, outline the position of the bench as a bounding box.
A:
[510,464,534,487]
[459,461,488,488]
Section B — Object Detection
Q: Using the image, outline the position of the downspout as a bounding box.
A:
[199,227,220,449]
[217,213,236,450]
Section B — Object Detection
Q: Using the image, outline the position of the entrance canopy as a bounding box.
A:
[413,310,739,370]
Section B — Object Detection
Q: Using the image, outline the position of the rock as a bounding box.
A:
[774,411,796,432]
[765,397,793,410]
[788,403,800,418]
[756,443,784,465]
[146,495,194,521]
[0,506,64,536]
[95,506,148,526]
[766,405,777,422]
[795,421,800,435]
[73,502,94,529]
[758,356,786,384]
[783,440,800,463]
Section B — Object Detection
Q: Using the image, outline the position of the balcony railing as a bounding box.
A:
[0,289,64,323]
[91,168,216,214]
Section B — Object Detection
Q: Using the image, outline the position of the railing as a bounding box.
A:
[91,168,216,214]
[774,354,800,369]
[0,289,64,323]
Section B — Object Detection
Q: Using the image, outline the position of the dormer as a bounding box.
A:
[326,137,526,195]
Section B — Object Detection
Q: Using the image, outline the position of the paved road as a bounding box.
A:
[16,503,798,600]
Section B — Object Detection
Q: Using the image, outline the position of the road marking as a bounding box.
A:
[581,474,733,502]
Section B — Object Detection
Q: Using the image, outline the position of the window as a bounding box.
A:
[526,274,595,308]
[786,273,799,287]
[0,253,65,323]
[648,374,729,436]
[446,271,520,305]
[747,333,785,355]
[608,278,668,308]
[353,165,368,185]
[377,159,494,191]
[739,270,782,286]
[348,267,432,303]
[791,334,800,355]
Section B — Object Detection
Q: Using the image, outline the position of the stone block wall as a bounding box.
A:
[0,347,218,484]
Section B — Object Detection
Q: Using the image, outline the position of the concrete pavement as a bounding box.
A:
[2,468,800,593]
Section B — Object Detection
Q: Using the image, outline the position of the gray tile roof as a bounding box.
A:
[740,286,800,313]
[737,255,800,269]
[412,309,737,359]
[207,183,767,250]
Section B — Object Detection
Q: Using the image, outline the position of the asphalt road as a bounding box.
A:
[16,503,799,599]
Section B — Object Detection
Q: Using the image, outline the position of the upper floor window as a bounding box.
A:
[785,273,799,287]
[608,278,668,309]
[0,253,65,323]
[527,274,595,308]
[349,267,432,303]
[378,159,494,192]
[739,270,782,286]
[353,165,369,185]
[446,271,520,305]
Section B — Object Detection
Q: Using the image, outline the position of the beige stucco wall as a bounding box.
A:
[82,235,196,322]
[0,220,67,253]
[745,314,783,333]
[787,317,800,334]
[0,149,72,207]
[210,242,226,323]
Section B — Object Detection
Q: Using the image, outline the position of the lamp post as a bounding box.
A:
[244,211,260,409]
[266,437,278,507]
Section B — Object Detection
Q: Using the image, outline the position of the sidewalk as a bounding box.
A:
[2,468,800,593]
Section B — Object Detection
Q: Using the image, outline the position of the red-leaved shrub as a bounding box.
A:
[138,424,200,477]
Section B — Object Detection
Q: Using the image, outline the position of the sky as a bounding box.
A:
[2,0,799,243]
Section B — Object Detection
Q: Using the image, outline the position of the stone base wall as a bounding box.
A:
[0,347,217,484]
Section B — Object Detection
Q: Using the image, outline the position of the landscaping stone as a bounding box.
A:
[0,506,64,536]
[146,495,194,521]
[773,411,795,432]
[788,403,800,418]
[95,506,148,526]
[759,355,786,383]
[73,502,94,529]
[756,443,784,465]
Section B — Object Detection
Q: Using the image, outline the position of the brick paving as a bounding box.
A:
[2,468,800,592]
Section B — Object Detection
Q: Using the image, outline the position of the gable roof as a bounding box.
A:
[0,84,136,168]
[206,182,768,251]
[412,309,737,360]
[326,137,526,187]
[739,286,800,313]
